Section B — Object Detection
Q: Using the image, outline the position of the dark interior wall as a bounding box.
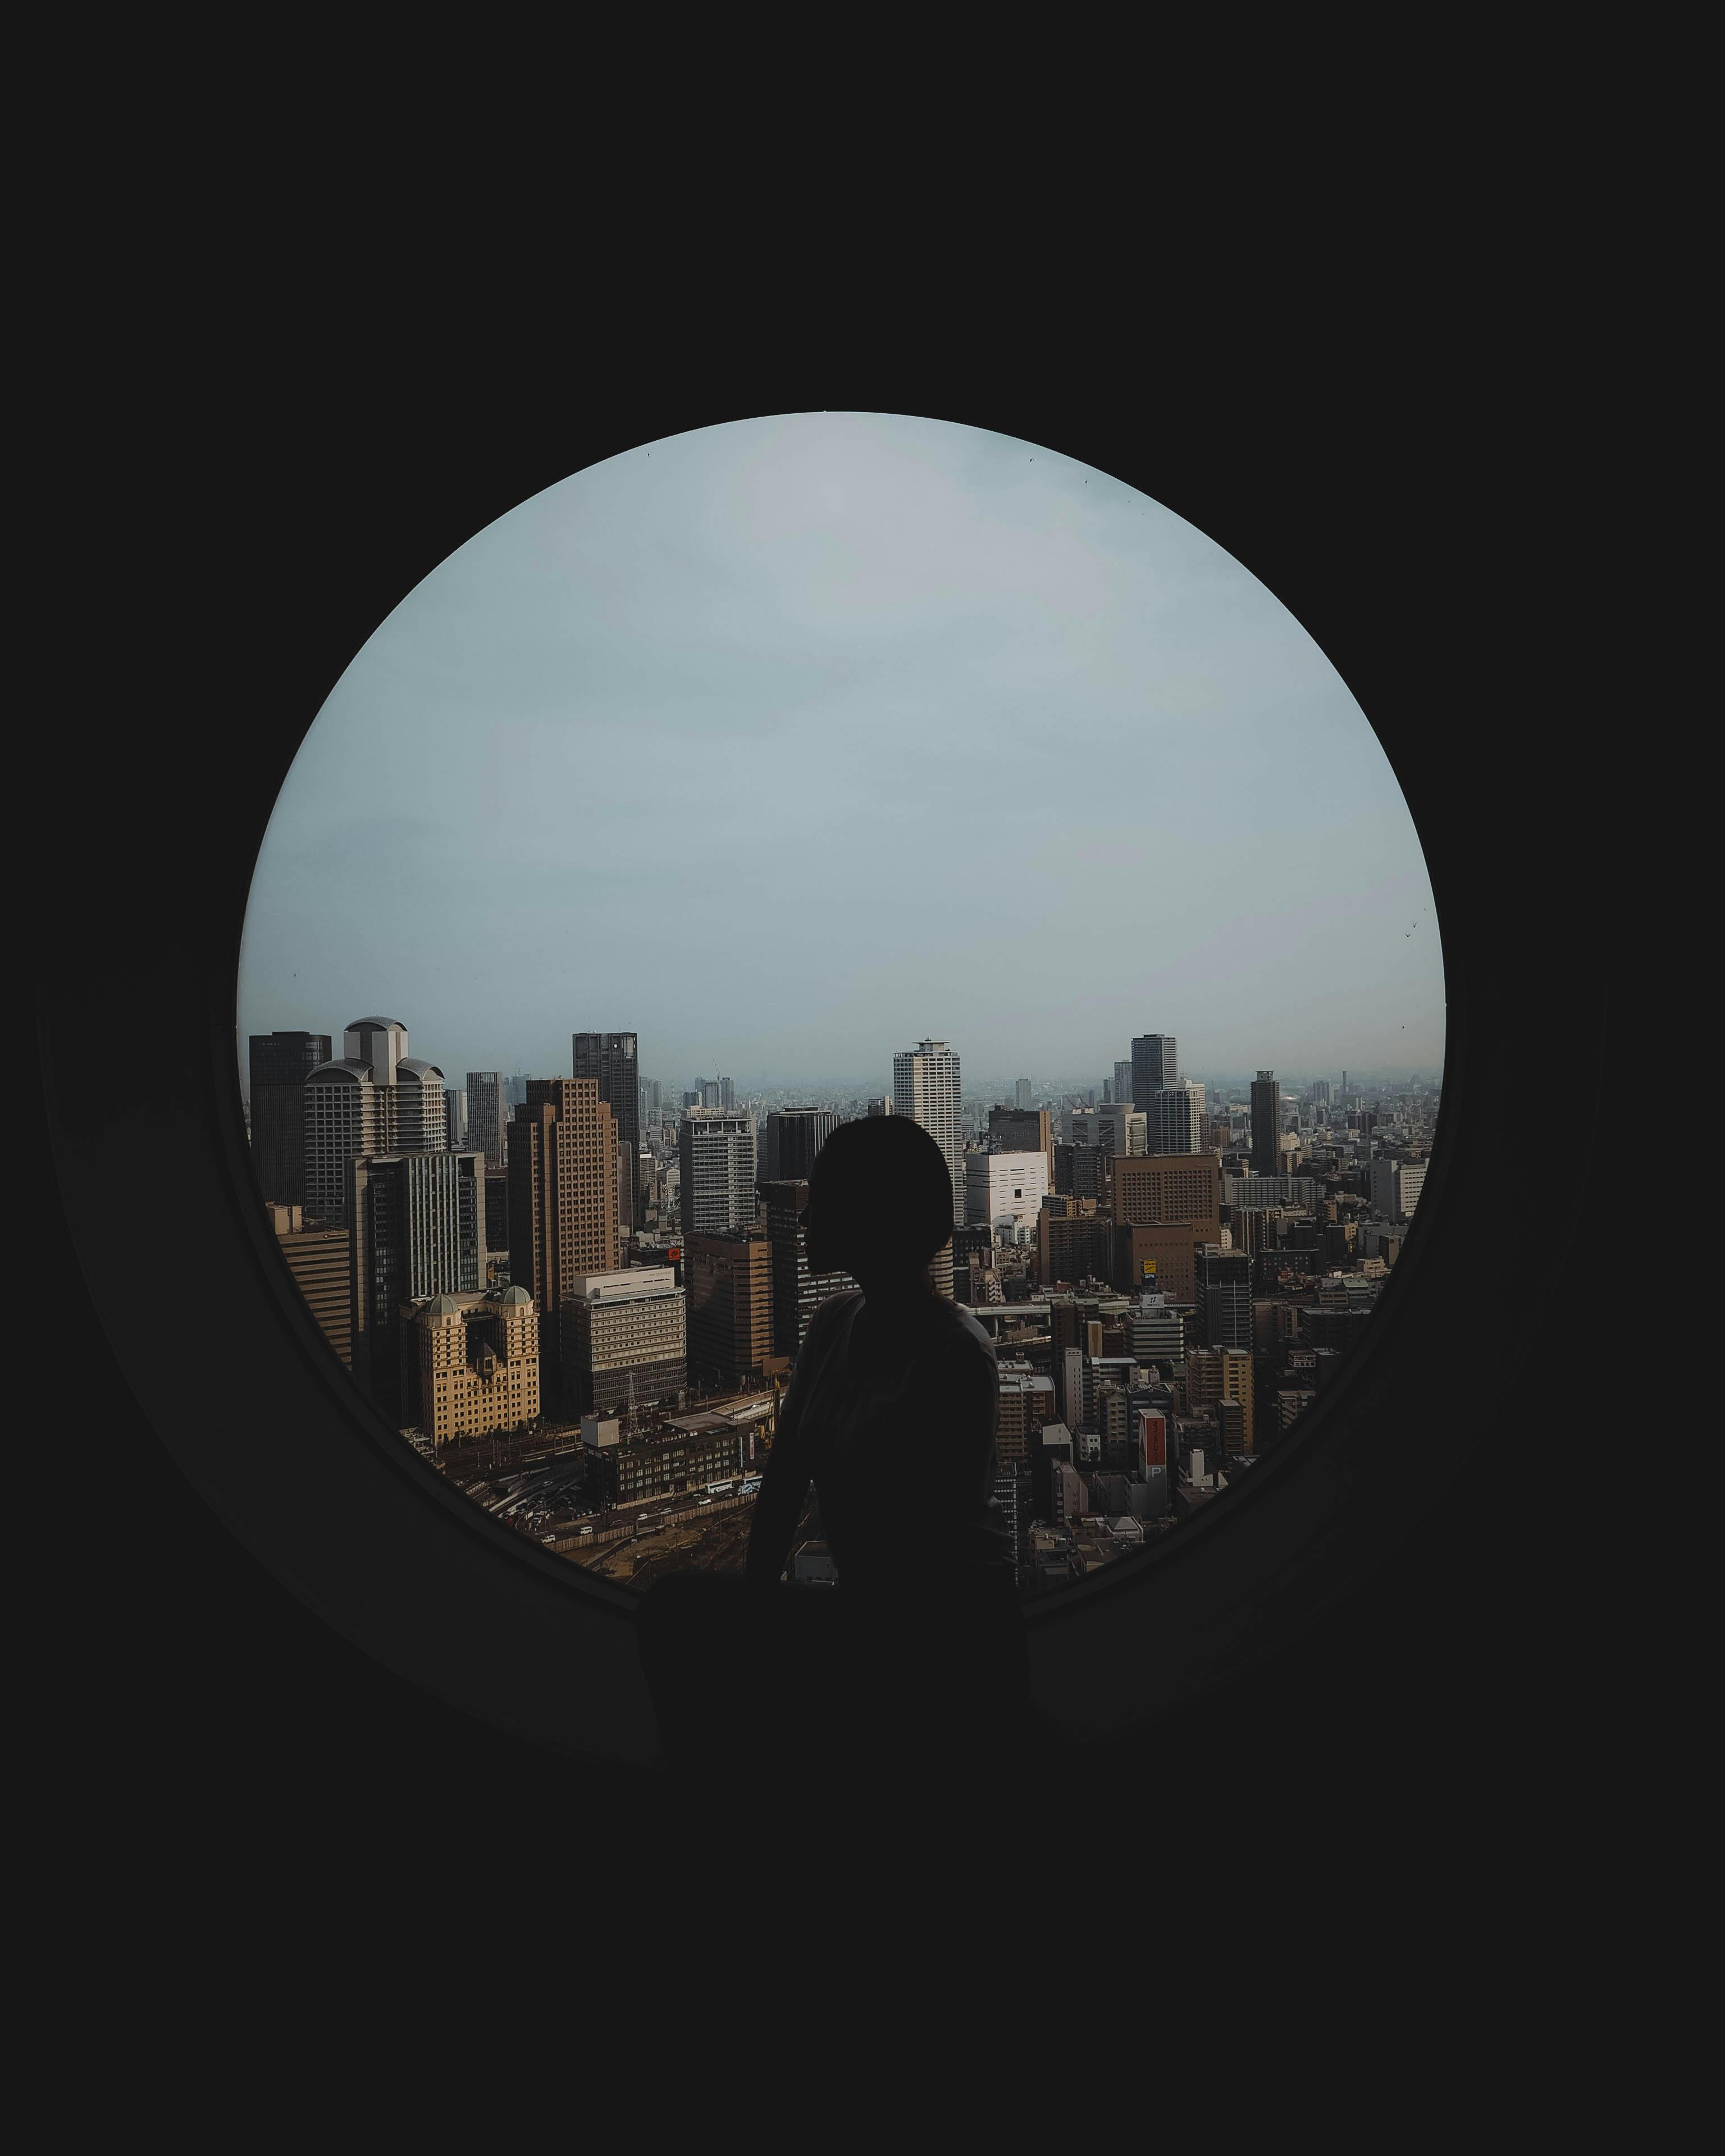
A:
[33,325,1614,1910]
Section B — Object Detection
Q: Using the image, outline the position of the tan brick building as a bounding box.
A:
[1184,1343,1255,1450]
[685,1223,774,1388]
[1109,1152,1222,1304]
[506,1079,619,1394]
[408,1286,540,1448]
[268,1203,352,1368]
[1111,1152,1222,1234]
[995,1362,1057,1465]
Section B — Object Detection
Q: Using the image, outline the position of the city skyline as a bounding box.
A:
[243,1020,1440,1112]
[238,411,1444,1085]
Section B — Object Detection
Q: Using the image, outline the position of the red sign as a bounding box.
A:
[1137,1410,1167,1470]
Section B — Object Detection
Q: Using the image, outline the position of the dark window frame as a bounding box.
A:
[38,392,1606,1782]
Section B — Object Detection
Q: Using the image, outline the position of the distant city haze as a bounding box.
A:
[238,412,1443,1091]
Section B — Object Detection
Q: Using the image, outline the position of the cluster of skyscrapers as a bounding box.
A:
[247,1014,1434,1597]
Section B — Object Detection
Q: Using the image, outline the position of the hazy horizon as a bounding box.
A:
[238,412,1444,1092]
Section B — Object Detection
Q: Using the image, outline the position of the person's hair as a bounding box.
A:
[807,1116,953,1276]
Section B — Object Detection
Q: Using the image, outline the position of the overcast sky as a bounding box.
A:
[238,412,1444,1096]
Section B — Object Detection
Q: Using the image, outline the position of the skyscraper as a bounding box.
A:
[506,1079,620,1397]
[1071,1106,1146,1157]
[341,1018,446,1152]
[1152,1079,1206,1156]
[1015,1078,1034,1111]
[573,1032,641,1232]
[350,1149,485,1419]
[303,1018,446,1228]
[1251,1071,1283,1175]
[678,1111,758,1236]
[444,1088,468,1150]
[465,1073,505,1170]
[1130,1035,1179,1130]
[759,1180,859,1360]
[1114,1061,1134,1112]
[248,1031,332,1205]
[893,1038,963,1228]
[763,1108,839,1185]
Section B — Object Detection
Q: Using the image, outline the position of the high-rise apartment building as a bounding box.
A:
[573,1032,641,1232]
[249,1033,332,1205]
[303,1019,447,1228]
[303,1061,379,1227]
[344,1017,446,1152]
[1153,1080,1207,1157]
[893,1038,963,1228]
[1185,1344,1255,1450]
[762,1108,839,1184]
[506,1080,620,1399]
[1037,1207,1112,1292]
[1130,1035,1179,1127]
[267,1203,352,1368]
[465,1074,505,1170]
[1251,1072,1283,1175]
[558,1267,686,1420]
[684,1224,774,1388]
[678,1112,758,1236]
[996,1365,1057,1465]
[759,1180,859,1360]
[349,1149,485,1418]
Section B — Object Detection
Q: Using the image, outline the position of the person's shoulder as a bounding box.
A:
[807,1289,864,1344]
[930,1300,999,1372]
[941,1301,997,1353]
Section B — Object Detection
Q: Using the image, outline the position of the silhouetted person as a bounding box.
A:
[636,1115,1029,1792]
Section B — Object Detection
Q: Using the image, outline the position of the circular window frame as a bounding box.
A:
[40,401,1592,1776]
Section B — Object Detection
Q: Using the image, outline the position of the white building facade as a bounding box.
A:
[893,1037,964,1228]
[965,1150,1051,1237]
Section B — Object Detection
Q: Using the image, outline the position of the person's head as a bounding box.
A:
[801,1116,953,1291]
